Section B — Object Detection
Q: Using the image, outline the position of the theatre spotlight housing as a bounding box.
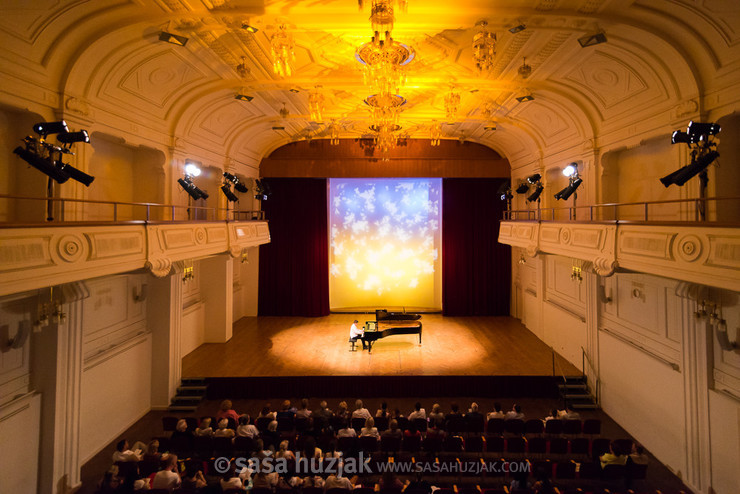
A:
[563,163,578,177]
[13,146,70,183]
[33,120,68,137]
[515,182,530,194]
[185,162,201,177]
[221,184,239,202]
[527,184,544,202]
[178,177,208,200]
[527,173,541,184]
[57,130,89,144]
[57,162,95,186]
[554,177,582,201]
[223,172,248,193]
[671,131,697,145]
[687,121,720,138]
[660,150,720,187]
[496,180,512,202]
[254,179,271,201]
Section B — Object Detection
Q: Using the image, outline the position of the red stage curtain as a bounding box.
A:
[442,178,511,316]
[258,178,330,316]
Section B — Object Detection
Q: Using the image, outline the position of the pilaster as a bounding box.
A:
[148,269,183,409]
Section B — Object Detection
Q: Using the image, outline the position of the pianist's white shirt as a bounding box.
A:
[350,323,364,339]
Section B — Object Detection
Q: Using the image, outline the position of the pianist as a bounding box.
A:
[349,320,367,350]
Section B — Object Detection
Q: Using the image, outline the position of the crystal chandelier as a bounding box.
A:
[518,57,532,79]
[430,120,441,146]
[271,23,295,77]
[329,121,340,145]
[356,35,414,96]
[472,20,496,72]
[444,86,461,121]
[308,89,324,123]
[236,56,250,78]
[371,123,401,154]
[365,93,406,127]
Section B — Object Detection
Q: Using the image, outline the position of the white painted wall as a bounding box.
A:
[233,246,260,320]
[79,334,152,462]
[708,390,740,494]
[0,393,41,494]
[181,303,205,356]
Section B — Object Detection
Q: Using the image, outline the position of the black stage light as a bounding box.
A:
[57,130,90,145]
[56,162,95,186]
[671,130,697,145]
[527,173,541,184]
[223,172,249,193]
[578,31,607,47]
[159,31,189,46]
[495,180,512,201]
[178,177,203,200]
[687,121,720,138]
[221,184,239,202]
[13,146,70,183]
[527,184,544,202]
[554,177,582,200]
[33,120,68,137]
[660,150,719,187]
[515,182,530,194]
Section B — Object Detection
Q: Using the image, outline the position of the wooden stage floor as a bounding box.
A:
[182,314,579,377]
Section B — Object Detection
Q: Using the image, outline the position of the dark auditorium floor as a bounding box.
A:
[79,396,690,494]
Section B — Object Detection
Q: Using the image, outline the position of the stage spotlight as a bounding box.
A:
[33,120,68,138]
[185,162,201,177]
[496,180,512,201]
[242,23,259,33]
[526,173,541,184]
[671,130,697,145]
[515,182,530,194]
[178,177,208,200]
[660,150,719,187]
[554,177,582,200]
[57,162,95,186]
[254,179,271,201]
[221,184,239,202]
[509,23,526,34]
[687,121,720,138]
[223,172,249,193]
[527,184,544,202]
[515,91,534,102]
[563,163,578,177]
[13,146,70,183]
[57,130,89,145]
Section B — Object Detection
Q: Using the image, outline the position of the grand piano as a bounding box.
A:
[362,309,422,353]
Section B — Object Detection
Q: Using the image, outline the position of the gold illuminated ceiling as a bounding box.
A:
[1,0,738,167]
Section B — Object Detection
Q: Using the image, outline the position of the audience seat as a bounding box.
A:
[582,419,601,435]
[402,434,421,452]
[375,416,389,431]
[544,419,563,435]
[504,419,525,436]
[485,435,505,454]
[380,435,401,453]
[162,416,179,432]
[527,437,547,457]
[563,420,582,435]
[524,419,544,435]
[486,418,505,435]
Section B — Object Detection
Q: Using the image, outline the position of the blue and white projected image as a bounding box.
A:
[329,178,442,310]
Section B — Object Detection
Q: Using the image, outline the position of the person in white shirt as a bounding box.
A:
[112,440,142,463]
[487,402,506,420]
[352,399,371,420]
[360,417,380,438]
[325,474,356,490]
[505,404,525,420]
[236,415,259,438]
[214,418,235,438]
[349,320,367,349]
[337,420,357,438]
[408,402,427,421]
[151,454,181,490]
[295,398,312,419]
[194,417,213,437]
[558,406,581,420]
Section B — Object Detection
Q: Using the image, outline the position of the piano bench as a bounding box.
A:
[348,338,358,352]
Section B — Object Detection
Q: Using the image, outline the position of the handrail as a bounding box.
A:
[600,327,680,371]
[581,346,600,404]
[0,194,264,223]
[503,196,740,223]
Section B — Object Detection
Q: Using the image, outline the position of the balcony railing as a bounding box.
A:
[503,196,740,224]
[0,194,264,225]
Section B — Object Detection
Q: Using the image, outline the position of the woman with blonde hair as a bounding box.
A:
[214,418,235,438]
[360,416,379,438]
[275,440,296,461]
[194,417,213,437]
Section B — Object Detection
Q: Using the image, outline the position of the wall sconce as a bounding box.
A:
[518,254,527,265]
[241,251,250,264]
[183,265,195,282]
[571,265,582,283]
[133,284,148,302]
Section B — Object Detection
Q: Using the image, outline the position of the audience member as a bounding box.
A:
[276,440,296,461]
[543,408,559,422]
[336,401,349,419]
[559,405,581,420]
[314,400,334,421]
[236,415,259,438]
[214,418,236,438]
[360,417,380,438]
[630,443,649,465]
[302,436,322,459]
[219,463,245,492]
[295,398,312,419]
[258,403,276,420]
[97,465,121,493]
[337,420,357,438]
[112,440,142,463]
[381,419,403,440]
[217,399,240,423]
[505,404,525,420]
[533,465,555,494]
[194,417,213,437]
[600,441,628,468]
[408,402,426,421]
[325,473,356,490]
[448,402,461,416]
[379,470,404,491]
[181,462,207,490]
[262,420,280,450]
[376,401,389,418]
[428,403,445,423]
[465,402,483,422]
[142,440,160,463]
[352,399,371,420]
[170,419,192,441]
[487,402,505,420]
[426,418,446,440]
[151,454,181,490]
[406,471,433,494]
[277,400,296,420]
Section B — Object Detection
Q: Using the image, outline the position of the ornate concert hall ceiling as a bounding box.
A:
[1,0,738,166]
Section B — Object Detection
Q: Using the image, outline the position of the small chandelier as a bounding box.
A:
[356,34,414,96]
[329,121,340,146]
[365,93,406,128]
[271,23,295,77]
[518,57,532,79]
[308,88,324,123]
[444,86,461,121]
[279,102,289,119]
[430,120,441,146]
[236,56,250,78]
[472,20,496,72]
[370,123,402,154]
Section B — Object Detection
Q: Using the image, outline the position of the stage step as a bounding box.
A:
[169,377,208,412]
[558,375,599,410]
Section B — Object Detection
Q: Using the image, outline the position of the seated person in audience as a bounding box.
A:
[600,441,628,468]
[214,418,236,438]
[558,405,581,420]
[381,419,403,440]
[302,436,323,459]
[376,401,389,418]
[379,470,404,491]
[465,402,483,422]
[295,398,312,419]
[360,417,380,438]
[510,469,532,492]
[277,400,296,420]
[390,408,405,420]
[314,400,334,421]
[142,439,161,463]
[406,471,434,494]
[261,420,281,450]
[194,417,213,437]
[276,440,296,461]
[181,462,207,490]
[220,463,245,492]
[217,399,241,423]
[404,422,421,439]
[133,477,150,491]
[448,402,461,417]
[151,454,181,490]
[426,418,446,440]
[505,404,525,420]
[630,443,649,465]
[112,439,142,463]
[428,403,444,423]
[299,475,325,488]
[171,419,193,440]
[337,419,357,438]
[336,400,349,419]
[254,438,271,462]
[324,444,343,460]
[532,465,555,494]
[97,465,121,493]
[325,473,358,490]
[408,402,426,421]
[252,470,280,490]
[258,403,276,420]
[543,408,559,422]
[236,415,259,438]
[487,402,505,420]
[352,399,371,420]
